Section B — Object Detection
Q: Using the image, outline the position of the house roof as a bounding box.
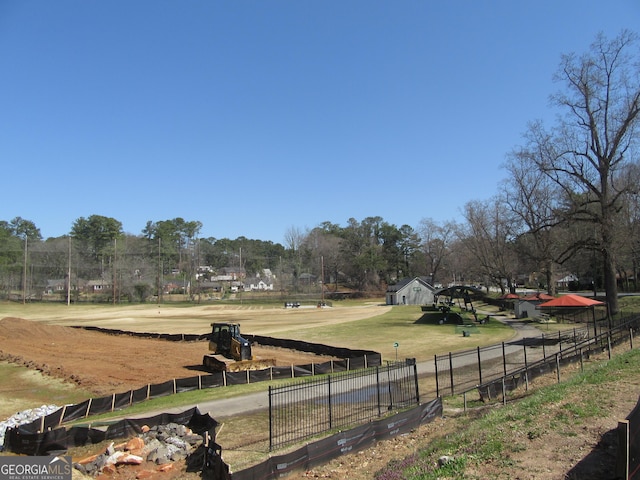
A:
[521,292,555,301]
[500,293,520,300]
[387,276,433,293]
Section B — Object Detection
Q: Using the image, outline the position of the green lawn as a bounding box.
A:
[274,304,515,361]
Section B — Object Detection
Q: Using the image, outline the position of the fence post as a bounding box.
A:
[328,375,333,430]
[573,328,578,351]
[579,347,584,372]
[268,385,273,451]
[631,328,634,350]
[477,346,483,386]
[387,365,394,410]
[502,342,507,377]
[542,333,546,361]
[111,393,116,412]
[558,331,562,354]
[59,405,67,426]
[413,360,420,405]
[556,354,561,383]
[502,377,506,406]
[376,366,382,417]
[449,352,454,396]
[434,354,440,398]
[617,419,630,479]
[607,334,612,359]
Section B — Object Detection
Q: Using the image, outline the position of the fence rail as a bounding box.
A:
[434,315,640,405]
[268,359,419,450]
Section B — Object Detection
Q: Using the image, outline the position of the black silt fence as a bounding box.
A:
[4,407,217,456]
[268,359,420,451]
[234,398,442,480]
[3,329,382,454]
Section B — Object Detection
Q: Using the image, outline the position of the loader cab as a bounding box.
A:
[209,322,252,360]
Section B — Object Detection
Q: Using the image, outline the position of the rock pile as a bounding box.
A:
[0,404,60,451]
[74,423,205,477]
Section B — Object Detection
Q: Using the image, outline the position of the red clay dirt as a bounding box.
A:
[0,317,334,397]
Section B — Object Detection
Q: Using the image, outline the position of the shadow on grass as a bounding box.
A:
[414,312,464,325]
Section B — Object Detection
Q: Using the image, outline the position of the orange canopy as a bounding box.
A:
[538,294,604,308]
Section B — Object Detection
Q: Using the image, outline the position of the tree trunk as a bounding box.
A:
[602,244,619,316]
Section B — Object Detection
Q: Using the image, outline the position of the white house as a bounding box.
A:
[244,277,274,291]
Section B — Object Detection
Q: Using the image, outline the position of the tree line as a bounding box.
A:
[1,31,639,315]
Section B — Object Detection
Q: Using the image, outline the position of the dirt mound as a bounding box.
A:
[0,317,333,397]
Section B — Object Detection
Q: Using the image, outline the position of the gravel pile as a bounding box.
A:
[73,422,205,477]
[0,404,61,452]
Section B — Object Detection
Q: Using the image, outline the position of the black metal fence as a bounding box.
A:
[434,315,640,400]
[268,359,419,450]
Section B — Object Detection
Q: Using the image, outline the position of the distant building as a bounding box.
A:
[85,279,112,293]
[45,279,66,295]
[386,277,435,305]
[244,277,274,291]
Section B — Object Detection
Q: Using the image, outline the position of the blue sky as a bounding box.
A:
[1,1,637,243]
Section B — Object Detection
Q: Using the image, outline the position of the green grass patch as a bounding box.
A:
[0,362,93,420]
[375,347,640,479]
[276,304,514,361]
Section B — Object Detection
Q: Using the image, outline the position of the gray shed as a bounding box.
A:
[386,277,435,305]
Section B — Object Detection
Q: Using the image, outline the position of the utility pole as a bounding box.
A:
[67,236,71,306]
[22,235,27,304]
[321,255,325,304]
[113,238,117,305]
[157,237,162,305]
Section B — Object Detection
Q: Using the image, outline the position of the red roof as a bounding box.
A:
[521,292,555,301]
[538,294,605,308]
[500,293,520,299]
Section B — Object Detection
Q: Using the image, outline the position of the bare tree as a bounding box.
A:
[502,149,565,294]
[417,218,455,285]
[459,198,520,294]
[523,31,640,315]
